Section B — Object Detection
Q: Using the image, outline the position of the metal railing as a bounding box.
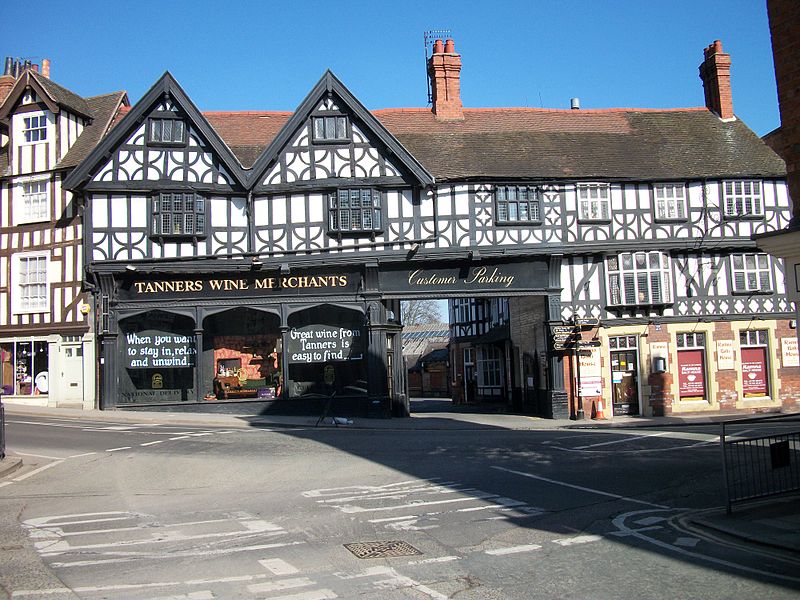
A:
[721,412,800,513]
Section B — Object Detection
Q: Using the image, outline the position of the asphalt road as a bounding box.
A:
[2,413,799,599]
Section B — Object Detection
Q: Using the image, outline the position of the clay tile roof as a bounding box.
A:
[31,71,93,118]
[373,108,786,181]
[59,91,129,169]
[204,111,291,168]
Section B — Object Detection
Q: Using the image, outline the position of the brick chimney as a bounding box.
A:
[699,40,734,120]
[428,38,464,121]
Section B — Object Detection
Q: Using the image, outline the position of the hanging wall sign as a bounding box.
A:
[286,325,364,364]
[781,337,799,368]
[741,347,768,397]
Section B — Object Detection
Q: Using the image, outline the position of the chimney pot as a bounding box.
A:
[41,58,50,79]
[570,97,580,110]
[428,37,464,121]
[3,57,12,77]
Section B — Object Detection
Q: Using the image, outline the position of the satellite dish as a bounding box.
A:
[35,371,49,394]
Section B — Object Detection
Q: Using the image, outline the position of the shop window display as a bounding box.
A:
[0,340,49,396]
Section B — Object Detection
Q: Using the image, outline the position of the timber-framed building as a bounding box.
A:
[0,59,128,407]
[62,39,796,418]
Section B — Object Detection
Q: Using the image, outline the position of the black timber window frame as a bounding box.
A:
[327,188,383,237]
[148,112,187,146]
[495,185,542,224]
[312,115,350,143]
[606,251,673,307]
[150,192,207,239]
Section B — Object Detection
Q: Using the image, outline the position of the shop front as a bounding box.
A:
[97,257,554,417]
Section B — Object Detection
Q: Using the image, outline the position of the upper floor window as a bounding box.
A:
[328,189,381,234]
[495,185,541,223]
[607,251,672,306]
[731,253,771,293]
[14,253,48,313]
[723,180,763,218]
[653,183,686,221]
[577,183,610,221]
[23,115,47,142]
[151,192,206,238]
[149,117,186,145]
[19,179,49,223]
[313,116,349,142]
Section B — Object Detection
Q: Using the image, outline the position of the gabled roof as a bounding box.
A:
[0,70,93,120]
[59,91,130,169]
[204,111,290,168]
[64,72,249,190]
[247,71,434,188]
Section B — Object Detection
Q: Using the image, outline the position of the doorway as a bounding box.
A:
[609,335,640,416]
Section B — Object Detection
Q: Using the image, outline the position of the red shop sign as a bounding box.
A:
[741,347,768,397]
[678,349,706,400]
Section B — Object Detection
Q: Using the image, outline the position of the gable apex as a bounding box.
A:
[64,71,249,190]
[247,70,434,188]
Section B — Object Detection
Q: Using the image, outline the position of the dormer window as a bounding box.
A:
[23,115,47,142]
[148,117,186,145]
[313,116,349,142]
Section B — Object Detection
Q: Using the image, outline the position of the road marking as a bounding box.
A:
[141,440,164,446]
[407,556,460,565]
[551,535,602,546]
[613,509,800,584]
[491,465,669,509]
[336,566,445,600]
[574,431,671,449]
[67,452,97,458]
[485,544,541,555]
[106,446,131,452]
[269,591,337,600]
[150,592,214,600]
[13,460,65,482]
[247,577,315,594]
[49,541,305,568]
[13,452,64,460]
[168,436,191,441]
[259,558,300,575]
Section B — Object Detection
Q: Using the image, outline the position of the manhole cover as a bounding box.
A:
[344,540,422,559]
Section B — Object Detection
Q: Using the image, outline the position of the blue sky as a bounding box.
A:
[1,0,780,135]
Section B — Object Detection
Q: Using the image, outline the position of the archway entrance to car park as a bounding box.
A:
[385,255,563,419]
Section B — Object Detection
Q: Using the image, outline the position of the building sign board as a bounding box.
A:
[678,349,706,400]
[286,325,364,364]
[379,261,548,295]
[578,347,602,397]
[124,330,197,369]
[118,271,360,300]
[782,337,800,368]
[741,347,768,397]
[716,340,736,370]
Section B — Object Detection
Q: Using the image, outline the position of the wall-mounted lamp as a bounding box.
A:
[125,264,136,272]
[407,242,421,259]
[468,249,481,261]
[279,263,290,275]
[251,257,263,270]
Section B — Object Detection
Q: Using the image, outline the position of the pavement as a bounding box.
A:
[0,399,798,566]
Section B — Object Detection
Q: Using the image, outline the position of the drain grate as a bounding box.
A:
[344,540,422,559]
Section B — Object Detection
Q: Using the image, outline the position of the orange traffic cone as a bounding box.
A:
[594,400,606,420]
